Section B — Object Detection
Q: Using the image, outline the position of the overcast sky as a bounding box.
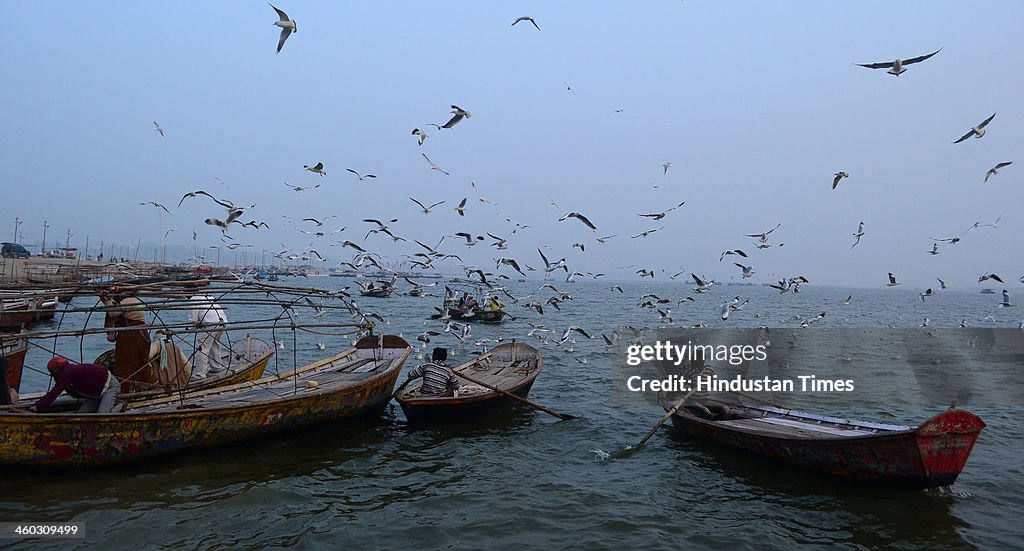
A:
[1,1,1021,288]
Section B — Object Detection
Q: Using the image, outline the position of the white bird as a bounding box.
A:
[153,121,165,137]
[734,263,755,279]
[855,48,941,76]
[937,278,947,289]
[662,162,672,175]
[511,16,541,31]
[1000,290,1014,308]
[269,3,297,54]
[928,243,939,255]
[887,272,900,287]
[920,288,934,302]
[920,318,930,327]
[851,222,865,249]
[455,197,467,216]
[559,212,597,231]
[841,295,852,305]
[304,162,326,177]
[409,197,444,214]
[442,105,472,129]
[954,113,996,144]
[421,153,450,176]
[346,169,376,181]
[411,128,428,146]
[985,161,1013,182]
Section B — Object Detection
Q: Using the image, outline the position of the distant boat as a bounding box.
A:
[665,398,984,489]
[1,335,28,398]
[980,288,995,294]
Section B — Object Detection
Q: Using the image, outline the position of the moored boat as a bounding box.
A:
[0,335,411,467]
[395,342,542,424]
[664,398,985,489]
[17,336,276,410]
[1,335,28,396]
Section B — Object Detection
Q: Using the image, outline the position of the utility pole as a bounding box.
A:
[84,235,89,260]
[13,217,22,243]
[41,220,49,254]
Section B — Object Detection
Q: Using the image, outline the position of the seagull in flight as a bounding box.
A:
[442,105,471,129]
[304,162,326,176]
[511,16,541,31]
[979,273,1004,284]
[855,48,941,76]
[284,182,319,192]
[720,249,748,262]
[662,162,672,175]
[999,289,1014,308]
[421,153,450,176]
[954,113,996,144]
[631,227,664,239]
[841,295,852,305]
[455,198,467,216]
[851,222,865,249]
[734,263,755,279]
[920,288,935,302]
[411,128,428,146]
[153,122,164,137]
[269,3,297,54]
[886,272,900,287]
[832,171,849,190]
[937,278,948,289]
[559,212,597,231]
[985,161,1012,182]
[746,223,781,243]
[140,201,171,215]
[409,197,445,214]
[928,243,940,255]
[346,169,377,181]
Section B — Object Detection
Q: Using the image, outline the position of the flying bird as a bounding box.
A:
[851,222,865,249]
[662,162,672,175]
[937,278,947,289]
[559,212,597,231]
[284,182,319,192]
[411,128,427,146]
[631,227,663,239]
[269,3,297,54]
[985,161,1012,182]
[304,162,326,176]
[442,105,472,129]
[409,197,445,214]
[920,288,934,302]
[153,122,164,137]
[511,16,541,31]
[954,113,996,144]
[720,249,748,262]
[1000,289,1014,308]
[140,201,171,215]
[886,272,900,287]
[832,171,849,190]
[346,169,376,181]
[456,198,467,216]
[979,273,1004,284]
[734,263,755,279]
[421,153,450,176]
[855,48,941,76]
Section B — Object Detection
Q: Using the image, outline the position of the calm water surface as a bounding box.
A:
[1,279,1021,549]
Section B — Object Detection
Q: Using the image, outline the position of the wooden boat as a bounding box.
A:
[0,335,411,467]
[1,335,28,396]
[665,398,985,489]
[14,336,276,410]
[358,279,395,297]
[0,293,59,329]
[430,307,507,323]
[395,342,542,424]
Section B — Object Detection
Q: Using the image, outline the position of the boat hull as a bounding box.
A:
[668,404,984,489]
[399,378,537,424]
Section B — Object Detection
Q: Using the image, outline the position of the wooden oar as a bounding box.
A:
[619,389,696,457]
[454,370,576,421]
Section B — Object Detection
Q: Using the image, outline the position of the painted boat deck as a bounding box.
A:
[716,416,881,438]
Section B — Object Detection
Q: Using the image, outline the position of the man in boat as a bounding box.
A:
[99,286,157,393]
[29,357,121,413]
[461,294,479,316]
[188,294,228,379]
[485,296,505,312]
[405,347,460,397]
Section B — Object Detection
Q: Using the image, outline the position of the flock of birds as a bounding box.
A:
[133,7,1021,365]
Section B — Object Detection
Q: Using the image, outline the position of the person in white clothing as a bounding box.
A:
[188,295,228,378]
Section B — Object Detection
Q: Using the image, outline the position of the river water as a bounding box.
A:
[1,278,1021,549]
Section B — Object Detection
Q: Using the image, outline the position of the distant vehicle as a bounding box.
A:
[41,248,76,259]
[1,243,30,259]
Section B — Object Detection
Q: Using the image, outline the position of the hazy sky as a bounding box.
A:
[2,1,1021,288]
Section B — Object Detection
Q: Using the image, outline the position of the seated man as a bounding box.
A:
[29,357,121,413]
[405,347,460,397]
